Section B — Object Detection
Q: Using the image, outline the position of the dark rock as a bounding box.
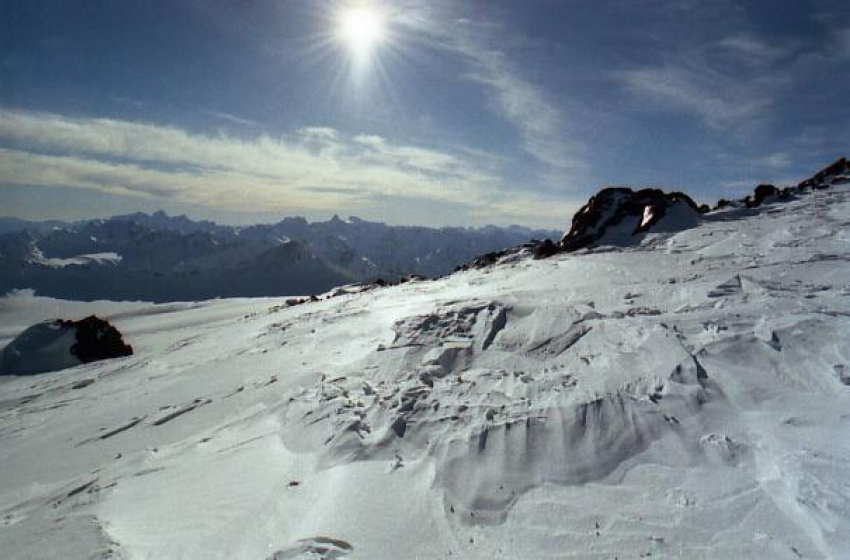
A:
[748,184,778,207]
[533,239,560,259]
[454,237,564,272]
[62,316,133,364]
[465,251,501,270]
[559,187,701,251]
[391,416,408,438]
[796,157,849,191]
[1,316,132,375]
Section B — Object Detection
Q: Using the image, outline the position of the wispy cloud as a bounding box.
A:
[406,5,585,186]
[755,151,792,170]
[616,63,772,129]
[0,108,575,226]
[609,0,797,134]
[717,35,794,65]
[454,32,576,172]
[836,27,850,58]
[203,110,258,127]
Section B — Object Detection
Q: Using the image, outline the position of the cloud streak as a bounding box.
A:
[0,108,577,226]
[453,29,579,177]
[616,63,773,129]
[404,4,585,187]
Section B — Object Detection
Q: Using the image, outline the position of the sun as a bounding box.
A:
[337,5,386,55]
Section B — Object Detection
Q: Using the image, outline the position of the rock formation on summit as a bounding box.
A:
[559,188,703,251]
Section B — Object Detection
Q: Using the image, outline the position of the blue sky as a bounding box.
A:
[1,0,849,227]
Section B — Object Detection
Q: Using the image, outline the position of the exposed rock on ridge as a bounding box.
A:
[456,157,848,273]
[796,156,849,190]
[559,188,704,252]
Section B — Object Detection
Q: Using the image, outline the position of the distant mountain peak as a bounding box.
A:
[1,212,557,301]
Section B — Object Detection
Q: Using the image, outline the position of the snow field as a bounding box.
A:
[0,185,848,558]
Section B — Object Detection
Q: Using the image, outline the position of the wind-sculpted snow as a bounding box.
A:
[0,182,848,558]
[283,303,719,525]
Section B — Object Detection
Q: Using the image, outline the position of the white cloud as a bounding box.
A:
[298,126,338,140]
[0,108,578,226]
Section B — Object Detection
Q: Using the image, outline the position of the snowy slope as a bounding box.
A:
[0,185,849,559]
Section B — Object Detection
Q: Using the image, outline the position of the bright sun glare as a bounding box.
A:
[337,5,386,55]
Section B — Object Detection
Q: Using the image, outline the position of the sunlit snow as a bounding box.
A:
[0,185,848,559]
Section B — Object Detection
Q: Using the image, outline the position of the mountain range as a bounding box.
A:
[0,213,557,302]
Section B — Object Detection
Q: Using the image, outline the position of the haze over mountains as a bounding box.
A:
[0,213,557,302]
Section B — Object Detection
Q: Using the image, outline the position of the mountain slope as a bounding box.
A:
[0,180,848,558]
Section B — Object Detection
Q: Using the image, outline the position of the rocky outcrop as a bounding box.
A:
[753,184,778,205]
[797,157,849,191]
[560,188,702,251]
[454,239,559,272]
[453,158,848,273]
[718,157,849,210]
[62,316,133,365]
[0,316,132,375]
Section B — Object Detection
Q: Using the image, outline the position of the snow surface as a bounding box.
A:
[0,186,849,559]
[0,321,83,375]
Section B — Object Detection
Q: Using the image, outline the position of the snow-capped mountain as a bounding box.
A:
[0,160,847,559]
[0,215,557,302]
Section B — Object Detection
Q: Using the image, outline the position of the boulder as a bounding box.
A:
[533,238,559,259]
[0,315,132,375]
[750,184,779,207]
